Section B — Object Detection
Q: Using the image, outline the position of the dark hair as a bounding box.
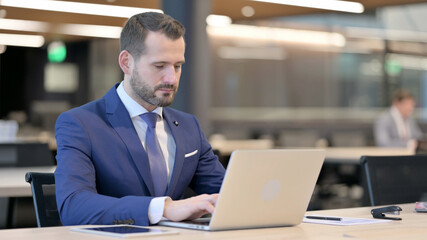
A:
[120,12,185,58]
[393,89,414,102]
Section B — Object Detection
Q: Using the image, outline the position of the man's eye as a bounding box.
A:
[174,65,182,70]
[154,65,164,69]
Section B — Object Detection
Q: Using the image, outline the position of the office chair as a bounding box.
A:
[361,155,427,206]
[25,172,62,227]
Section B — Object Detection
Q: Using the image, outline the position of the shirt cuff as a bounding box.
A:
[148,196,170,224]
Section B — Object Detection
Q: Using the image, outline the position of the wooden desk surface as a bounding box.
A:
[1,203,425,239]
[0,166,56,197]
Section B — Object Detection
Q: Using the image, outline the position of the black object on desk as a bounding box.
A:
[305,216,342,221]
[371,206,402,220]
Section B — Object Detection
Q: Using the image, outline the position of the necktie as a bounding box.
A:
[140,112,168,196]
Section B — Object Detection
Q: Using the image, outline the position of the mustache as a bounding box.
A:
[154,84,176,91]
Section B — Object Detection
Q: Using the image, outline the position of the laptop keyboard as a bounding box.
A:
[184,218,211,226]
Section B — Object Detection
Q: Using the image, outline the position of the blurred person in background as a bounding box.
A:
[374,89,423,149]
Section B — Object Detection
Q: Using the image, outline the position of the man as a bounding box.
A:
[374,89,423,148]
[54,12,225,226]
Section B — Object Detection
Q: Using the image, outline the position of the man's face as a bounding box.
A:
[129,31,185,110]
[395,98,416,119]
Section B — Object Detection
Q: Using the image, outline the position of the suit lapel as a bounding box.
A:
[104,84,155,196]
[163,109,186,197]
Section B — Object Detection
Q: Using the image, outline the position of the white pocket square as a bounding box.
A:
[185,150,198,158]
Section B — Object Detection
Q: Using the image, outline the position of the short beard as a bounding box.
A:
[129,69,177,107]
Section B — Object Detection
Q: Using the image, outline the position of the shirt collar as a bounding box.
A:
[116,81,163,119]
[390,106,405,121]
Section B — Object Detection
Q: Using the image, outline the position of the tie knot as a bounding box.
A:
[141,112,158,128]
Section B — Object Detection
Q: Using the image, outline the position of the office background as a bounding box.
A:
[0,0,427,228]
[1,0,427,146]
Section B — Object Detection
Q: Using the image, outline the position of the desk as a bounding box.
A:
[0,203,425,239]
[0,166,56,198]
[211,145,413,164]
[324,147,414,164]
[210,139,275,156]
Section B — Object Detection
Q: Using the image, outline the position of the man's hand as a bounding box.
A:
[163,194,219,222]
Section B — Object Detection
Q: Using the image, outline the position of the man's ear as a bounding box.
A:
[118,50,134,75]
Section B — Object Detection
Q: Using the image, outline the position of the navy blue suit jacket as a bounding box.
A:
[54,84,225,226]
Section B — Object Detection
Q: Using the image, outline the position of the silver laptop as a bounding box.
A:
[159,149,325,231]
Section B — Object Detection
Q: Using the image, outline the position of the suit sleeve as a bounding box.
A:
[410,118,423,140]
[188,116,225,194]
[55,111,153,226]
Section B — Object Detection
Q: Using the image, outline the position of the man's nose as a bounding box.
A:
[163,66,177,84]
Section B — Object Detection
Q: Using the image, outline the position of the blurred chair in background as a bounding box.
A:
[361,155,427,206]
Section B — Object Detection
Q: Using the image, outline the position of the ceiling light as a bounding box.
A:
[206,15,232,27]
[55,23,121,38]
[241,6,255,17]
[251,0,364,13]
[0,18,122,38]
[0,0,162,18]
[0,33,45,47]
[0,9,6,18]
[0,18,49,32]
[207,24,346,47]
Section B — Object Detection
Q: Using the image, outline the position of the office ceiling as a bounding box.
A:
[1,0,426,42]
[214,0,427,20]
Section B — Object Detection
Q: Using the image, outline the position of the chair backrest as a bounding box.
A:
[25,172,62,227]
[361,155,427,206]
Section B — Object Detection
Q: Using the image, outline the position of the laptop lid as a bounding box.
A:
[159,149,325,231]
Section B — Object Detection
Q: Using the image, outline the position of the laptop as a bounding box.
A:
[159,149,325,231]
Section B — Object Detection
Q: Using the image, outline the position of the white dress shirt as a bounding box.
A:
[116,82,176,224]
[390,106,411,140]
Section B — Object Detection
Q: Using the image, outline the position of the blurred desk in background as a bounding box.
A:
[0,166,56,198]
[210,138,275,156]
[324,147,414,164]
[0,166,56,229]
[0,142,56,167]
